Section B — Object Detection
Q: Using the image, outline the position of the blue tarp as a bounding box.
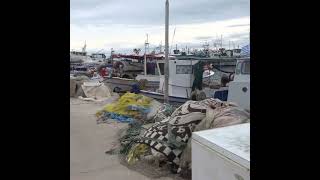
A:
[102,112,134,123]
[214,90,229,101]
[240,44,250,57]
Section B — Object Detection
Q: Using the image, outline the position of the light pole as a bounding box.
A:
[164,0,169,103]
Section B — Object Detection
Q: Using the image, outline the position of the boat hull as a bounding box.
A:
[140,90,189,105]
[103,77,159,92]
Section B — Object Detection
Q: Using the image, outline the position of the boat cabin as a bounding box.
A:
[232,48,241,57]
[158,59,199,98]
[227,57,250,110]
[90,53,106,62]
[70,51,87,56]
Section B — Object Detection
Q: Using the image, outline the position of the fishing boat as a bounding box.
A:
[104,76,137,93]
[70,42,103,76]
[140,58,199,104]
[70,41,92,63]
[103,51,169,92]
[90,53,107,62]
[140,44,250,106]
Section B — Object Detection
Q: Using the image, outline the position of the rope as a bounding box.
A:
[210,64,235,74]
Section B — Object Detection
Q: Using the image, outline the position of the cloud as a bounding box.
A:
[194,36,214,40]
[71,0,250,52]
[228,24,250,27]
[71,0,249,26]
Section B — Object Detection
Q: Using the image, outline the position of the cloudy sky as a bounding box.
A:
[70,0,250,55]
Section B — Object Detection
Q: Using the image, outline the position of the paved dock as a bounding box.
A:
[70,98,174,180]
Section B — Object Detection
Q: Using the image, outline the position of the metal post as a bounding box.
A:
[144,43,147,75]
[144,34,149,75]
[164,0,169,103]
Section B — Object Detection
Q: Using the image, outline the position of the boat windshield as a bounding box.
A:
[233,49,241,53]
[158,63,165,75]
[176,65,193,74]
[92,54,105,58]
[71,51,86,56]
[241,61,250,74]
[236,59,250,75]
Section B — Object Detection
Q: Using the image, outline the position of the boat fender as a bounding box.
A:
[229,73,235,81]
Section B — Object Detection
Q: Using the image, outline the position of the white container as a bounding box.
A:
[192,123,250,180]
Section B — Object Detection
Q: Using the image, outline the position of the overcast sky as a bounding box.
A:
[70,0,250,55]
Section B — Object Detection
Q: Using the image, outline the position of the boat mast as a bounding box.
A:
[82,40,87,53]
[169,27,176,54]
[164,0,169,103]
[110,48,114,65]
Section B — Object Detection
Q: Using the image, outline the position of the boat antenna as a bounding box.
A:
[96,49,104,53]
[147,34,150,53]
[169,27,176,54]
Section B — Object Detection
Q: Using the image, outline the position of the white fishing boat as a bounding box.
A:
[90,53,107,62]
[140,55,249,107]
[70,41,93,63]
[70,42,102,76]
[227,58,250,109]
[140,58,198,103]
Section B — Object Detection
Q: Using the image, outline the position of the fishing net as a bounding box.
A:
[192,61,205,91]
[97,92,152,118]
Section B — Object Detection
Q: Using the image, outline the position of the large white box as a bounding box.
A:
[192,123,250,180]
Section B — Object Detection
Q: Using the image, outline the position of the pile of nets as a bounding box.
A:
[70,76,90,97]
[111,98,250,177]
[178,101,250,176]
[105,103,177,156]
[152,103,174,123]
[96,92,153,123]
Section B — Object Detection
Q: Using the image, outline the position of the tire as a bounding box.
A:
[113,87,121,93]
[122,74,130,79]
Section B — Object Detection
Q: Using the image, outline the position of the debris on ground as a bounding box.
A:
[70,76,91,97]
[79,81,112,101]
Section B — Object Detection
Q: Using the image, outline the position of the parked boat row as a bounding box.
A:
[70,41,249,109]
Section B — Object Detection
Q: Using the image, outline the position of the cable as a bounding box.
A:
[210,64,235,74]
